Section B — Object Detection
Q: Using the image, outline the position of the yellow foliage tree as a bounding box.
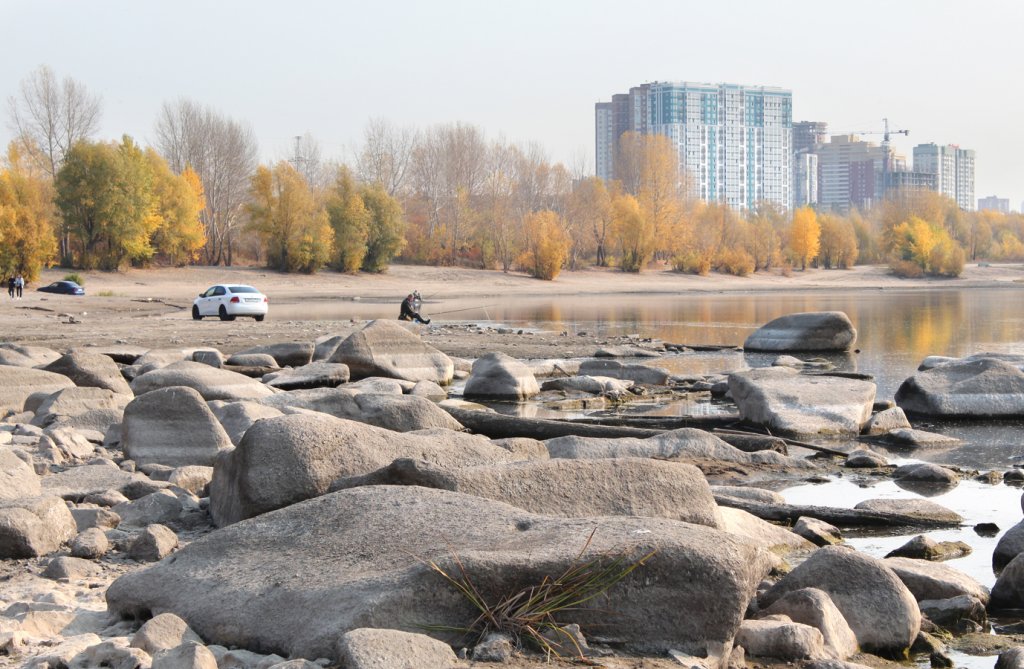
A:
[610,193,651,272]
[818,213,859,269]
[788,206,820,270]
[247,162,334,273]
[0,143,58,281]
[889,216,964,277]
[519,210,569,280]
[146,151,207,266]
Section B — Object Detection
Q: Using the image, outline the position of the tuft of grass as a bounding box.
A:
[420,529,655,658]
[96,290,119,297]
[63,272,84,286]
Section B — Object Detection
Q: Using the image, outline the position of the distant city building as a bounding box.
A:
[913,143,976,211]
[595,81,792,211]
[816,135,892,214]
[978,196,1010,213]
[792,121,827,208]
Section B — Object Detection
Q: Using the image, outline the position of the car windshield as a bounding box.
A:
[228,286,259,294]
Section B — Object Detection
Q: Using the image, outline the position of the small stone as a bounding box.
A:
[152,641,218,669]
[43,556,102,581]
[132,612,204,654]
[129,524,178,562]
[792,517,843,546]
[472,632,514,662]
[70,527,109,558]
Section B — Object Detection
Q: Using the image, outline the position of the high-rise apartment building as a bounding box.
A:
[792,121,827,208]
[793,121,828,155]
[816,135,892,214]
[978,196,1010,213]
[913,143,976,211]
[595,81,792,211]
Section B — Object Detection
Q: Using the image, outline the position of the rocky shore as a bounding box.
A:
[2,309,1024,669]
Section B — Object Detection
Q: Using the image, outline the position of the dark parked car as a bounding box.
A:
[38,281,85,295]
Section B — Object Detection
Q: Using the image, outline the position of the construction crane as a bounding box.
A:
[835,118,910,195]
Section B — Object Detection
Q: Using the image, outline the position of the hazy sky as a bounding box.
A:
[3,0,1022,208]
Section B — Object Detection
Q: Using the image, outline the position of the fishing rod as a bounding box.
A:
[428,303,498,316]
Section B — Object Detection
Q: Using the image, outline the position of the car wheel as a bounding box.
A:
[219,305,234,322]
[192,305,202,321]
[254,314,265,322]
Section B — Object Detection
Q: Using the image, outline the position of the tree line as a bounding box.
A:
[4,66,1022,282]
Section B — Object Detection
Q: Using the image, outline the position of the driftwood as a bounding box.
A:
[566,413,742,431]
[713,427,848,457]
[442,406,664,440]
[665,343,743,352]
[713,494,961,529]
[713,432,788,455]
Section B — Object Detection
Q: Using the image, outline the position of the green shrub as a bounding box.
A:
[63,272,84,286]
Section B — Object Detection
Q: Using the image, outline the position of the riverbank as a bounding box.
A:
[1,263,1022,356]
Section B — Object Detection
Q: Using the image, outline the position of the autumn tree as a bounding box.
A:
[0,144,58,281]
[611,193,651,272]
[326,167,370,273]
[889,216,964,277]
[146,153,206,266]
[477,141,519,271]
[788,206,821,270]
[519,210,569,280]
[55,137,161,270]
[154,99,258,265]
[567,176,611,267]
[746,202,785,270]
[817,213,858,269]
[360,183,406,273]
[247,161,333,273]
[356,118,418,196]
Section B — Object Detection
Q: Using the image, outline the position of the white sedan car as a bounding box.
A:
[192,284,268,322]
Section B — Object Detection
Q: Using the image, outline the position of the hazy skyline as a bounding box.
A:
[3,0,1022,208]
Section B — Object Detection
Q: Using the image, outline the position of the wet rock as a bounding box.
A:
[152,642,217,669]
[107,485,771,662]
[43,555,102,581]
[743,312,857,353]
[540,375,634,395]
[886,535,971,561]
[0,366,75,415]
[128,523,178,561]
[330,320,454,384]
[844,449,889,468]
[729,367,875,438]
[793,517,843,546]
[132,612,204,654]
[994,520,1024,571]
[918,595,987,630]
[0,448,41,500]
[895,358,1024,418]
[463,351,540,400]
[885,557,989,604]
[234,342,314,368]
[863,407,913,436]
[209,413,519,526]
[854,498,962,524]
[578,358,669,385]
[881,428,962,449]
[0,496,77,557]
[44,351,133,394]
[331,457,723,528]
[336,628,459,668]
[122,386,234,468]
[760,546,921,656]
[131,361,275,401]
[736,618,827,660]
[71,527,109,558]
[263,362,351,390]
[762,587,858,660]
[893,463,959,485]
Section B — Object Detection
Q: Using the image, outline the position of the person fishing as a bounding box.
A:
[399,291,430,324]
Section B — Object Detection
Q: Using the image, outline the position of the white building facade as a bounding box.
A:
[913,143,976,211]
[595,82,793,211]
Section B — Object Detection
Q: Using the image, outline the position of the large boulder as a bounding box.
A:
[760,546,920,656]
[262,389,463,432]
[233,342,314,368]
[0,449,40,500]
[122,386,233,468]
[330,320,454,384]
[0,342,62,367]
[993,519,1024,571]
[0,496,77,558]
[462,352,540,401]
[546,428,803,469]
[131,361,275,401]
[853,499,962,525]
[0,366,75,415]
[895,358,1024,418]
[30,387,130,429]
[43,351,133,394]
[743,312,857,352]
[107,485,772,661]
[990,553,1024,610]
[209,414,520,526]
[729,367,876,438]
[331,457,722,528]
[263,362,350,390]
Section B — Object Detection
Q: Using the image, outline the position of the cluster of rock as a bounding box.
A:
[0,313,1022,667]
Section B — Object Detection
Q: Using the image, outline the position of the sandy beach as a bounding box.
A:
[2,262,1022,357]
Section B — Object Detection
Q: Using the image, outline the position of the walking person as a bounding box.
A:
[15,274,23,299]
[6,277,14,299]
